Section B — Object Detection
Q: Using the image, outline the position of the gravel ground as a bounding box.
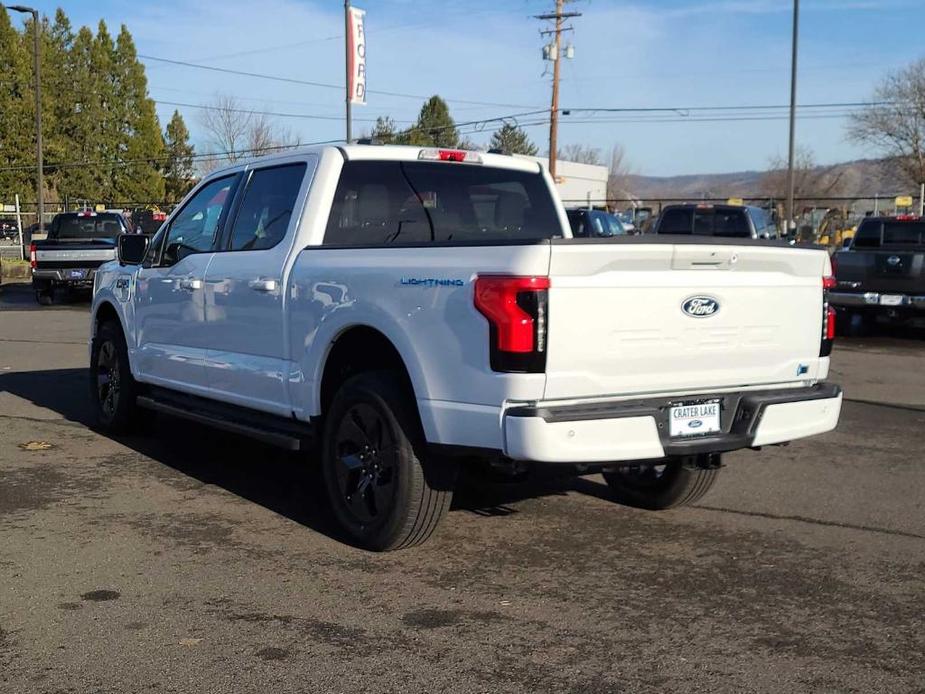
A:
[0,283,922,693]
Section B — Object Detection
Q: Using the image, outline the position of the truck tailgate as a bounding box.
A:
[543,240,828,400]
[835,249,925,294]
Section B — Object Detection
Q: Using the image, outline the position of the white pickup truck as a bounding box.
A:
[90,145,842,550]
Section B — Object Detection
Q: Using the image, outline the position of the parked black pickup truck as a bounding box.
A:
[831,215,925,331]
[30,210,130,305]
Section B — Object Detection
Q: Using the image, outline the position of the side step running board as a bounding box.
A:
[137,393,313,451]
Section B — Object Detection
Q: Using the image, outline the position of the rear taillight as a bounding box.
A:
[825,306,837,340]
[474,275,549,373]
[820,274,835,357]
[29,243,36,269]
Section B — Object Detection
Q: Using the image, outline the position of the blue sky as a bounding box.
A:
[12,0,925,176]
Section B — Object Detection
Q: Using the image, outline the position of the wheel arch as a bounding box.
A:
[92,300,122,338]
[316,324,421,420]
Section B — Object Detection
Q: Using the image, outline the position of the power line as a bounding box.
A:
[138,53,541,109]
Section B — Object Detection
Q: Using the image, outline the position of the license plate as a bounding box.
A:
[68,269,87,279]
[669,401,721,437]
[880,294,903,306]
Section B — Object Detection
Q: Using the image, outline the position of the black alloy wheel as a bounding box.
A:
[96,339,121,422]
[89,321,139,433]
[321,370,456,551]
[333,402,398,525]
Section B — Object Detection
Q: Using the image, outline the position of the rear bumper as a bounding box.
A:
[829,291,925,310]
[32,268,96,284]
[503,383,842,463]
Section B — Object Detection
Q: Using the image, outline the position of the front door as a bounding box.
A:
[202,161,312,415]
[134,174,239,393]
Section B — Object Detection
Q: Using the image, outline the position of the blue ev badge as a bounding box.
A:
[681,295,720,318]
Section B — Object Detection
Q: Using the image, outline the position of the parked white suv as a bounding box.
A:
[90,145,842,550]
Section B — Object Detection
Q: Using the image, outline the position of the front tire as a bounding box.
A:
[603,455,720,510]
[89,321,140,433]
[321,371,456,551]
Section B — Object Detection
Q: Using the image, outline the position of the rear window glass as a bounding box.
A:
[657,207,750,237]
[50,213,124,240]
[323,161,562,245]
[658,208,693,234]
[853,220,925,248]
[852,220,881,248]
[883,221,924,246]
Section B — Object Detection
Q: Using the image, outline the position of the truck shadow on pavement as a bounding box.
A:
[0,281,90,311]
[1,367,607,545]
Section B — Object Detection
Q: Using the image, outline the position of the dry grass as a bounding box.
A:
[1,258,31,281]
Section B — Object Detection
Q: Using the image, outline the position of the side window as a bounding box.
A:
[227,163,306,252]
[713,210,750,237]
[659,208,692,234]
[160,176,236,266]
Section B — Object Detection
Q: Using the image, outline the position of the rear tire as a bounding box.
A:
[34,284,53,305]
[89,321,140,433]
[321,370,456,551]
[603,455,720,510]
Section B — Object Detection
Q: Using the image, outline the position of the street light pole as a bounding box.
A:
[7,5,44,233]
[785,0,799,236]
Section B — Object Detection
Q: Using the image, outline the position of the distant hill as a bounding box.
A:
[624,158,913,202]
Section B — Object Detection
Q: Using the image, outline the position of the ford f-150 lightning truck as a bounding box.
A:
[90,145,843,550]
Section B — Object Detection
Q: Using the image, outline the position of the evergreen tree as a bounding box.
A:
[90,21,118,202]
[402,96,458,147]
[0,9,36,203]
[163,110,194,203]
[369,115,398,144]
[44,10,75,202]
[61,25,103,203]
[489,123,537,156]
[111,24,164,203]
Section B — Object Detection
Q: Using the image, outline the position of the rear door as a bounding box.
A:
[543,239,828,400]
[202,159,314,415]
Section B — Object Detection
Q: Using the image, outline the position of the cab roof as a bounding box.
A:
[207,143,544,178]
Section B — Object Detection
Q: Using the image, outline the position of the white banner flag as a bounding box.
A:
[347,7,366,105]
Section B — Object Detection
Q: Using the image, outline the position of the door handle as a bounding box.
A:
[178,278,203,291]
[248,279,278,292]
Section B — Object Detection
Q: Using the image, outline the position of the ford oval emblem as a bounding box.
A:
[887,255,901,266]
[689,419,703,429]
[682,296,720,318]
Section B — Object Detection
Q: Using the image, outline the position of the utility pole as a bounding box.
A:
[785,0,799,236]
[536,1,580,181]
[6,5,43,232]
[344,0,352,144]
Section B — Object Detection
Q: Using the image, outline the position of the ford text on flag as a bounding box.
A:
[348,7,366,105]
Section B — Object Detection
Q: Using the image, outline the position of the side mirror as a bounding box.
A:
[842,237,852,249]
[118,233,148,265]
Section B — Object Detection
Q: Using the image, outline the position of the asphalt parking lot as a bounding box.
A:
[1,281,923,693]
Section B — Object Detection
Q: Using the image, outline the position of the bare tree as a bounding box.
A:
[558,143,602,165]
[760,146,844,206]
[606,144,636,207]
[199,94,252,164]
[847,58,925,214]
[247,111,296,155]
[198,94,298,175]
